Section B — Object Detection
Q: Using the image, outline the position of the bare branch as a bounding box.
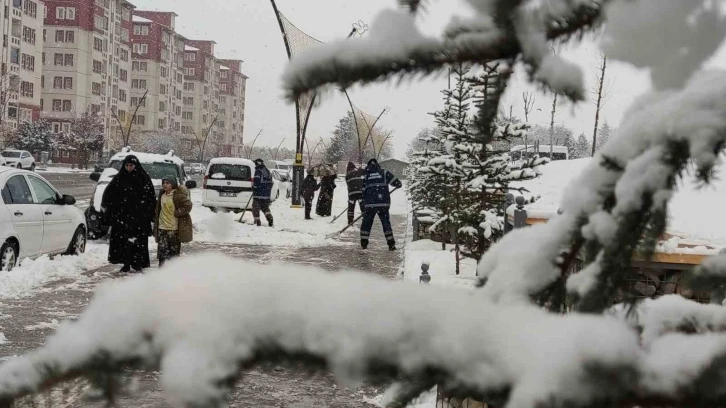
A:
[591,53,608,156]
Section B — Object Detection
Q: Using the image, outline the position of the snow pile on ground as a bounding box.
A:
[191,180,408,247]
[510,158,726,247]
[0,243,107,299]
[403,239,477,290]
[36,167,93,174]
[0,253,649,407]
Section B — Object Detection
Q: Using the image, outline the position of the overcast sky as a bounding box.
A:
[132,0,726,159]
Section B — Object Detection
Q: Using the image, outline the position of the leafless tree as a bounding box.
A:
[189,114,219,162]
[242,129,263,159]
[522,92,536,157]
[0,73,19,145]
[549,45,562,157]
[112,90,148,148]
[591,52,611,157]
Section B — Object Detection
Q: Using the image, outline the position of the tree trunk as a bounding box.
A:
[549,94,557,158]
[591,56,607,157]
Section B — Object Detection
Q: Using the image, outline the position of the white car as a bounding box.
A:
[85,149,196,239]
[202,158,280,213]
[1,150,35,171]
[271,169,291,199]
[191,163,205,175]
[0,167,86,271]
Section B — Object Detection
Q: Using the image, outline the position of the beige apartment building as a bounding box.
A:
[129,10,185,140]
[0,0,45,144]
[218,59,246,157]
[41,0,135,156]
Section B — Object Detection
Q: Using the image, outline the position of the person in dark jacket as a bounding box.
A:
[345,161,365,224]
[300,171,320,220]
[102,155,156,272]
[252,158,274,227]
[315,173,336,217]
[361,158,402,251]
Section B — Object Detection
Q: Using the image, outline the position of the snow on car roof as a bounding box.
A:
[208,157,255,167]
[111,149,184,166]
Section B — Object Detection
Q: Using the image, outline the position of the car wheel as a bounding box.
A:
[0,240,18,272]
[30,163,35,172]
[65,226,86,256]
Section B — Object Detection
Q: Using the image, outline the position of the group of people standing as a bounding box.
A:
[102,155,193,273]
[301,159,402,251]
[99,155,402,273]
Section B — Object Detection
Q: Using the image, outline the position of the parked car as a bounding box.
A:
[202,157,280,213]
[191,163,205,175]
[0,167,86,271]
[85,148,196,239]
[271,169,291,199]
[183,164,192,174]
[1,150,35,171]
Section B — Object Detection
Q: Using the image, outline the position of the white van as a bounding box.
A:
[202,158,281,213]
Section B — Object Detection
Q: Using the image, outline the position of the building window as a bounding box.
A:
[64,54,73,66]
[184,52,195,61]
[92,82,101,95]
[62,100,71,111]
[53,76,62,88]
[120,48,129,62]
[119,90,126,102]
[120,69,127,81]
[221,70,228,79]
[10,48,19,64]
[55,30,64,43]
[20,54,34,71]
[55,6,75,20]
[64,77,72,89]
[93,37,103,51]
[133,24,149,36]
[131,79,147,89]
[93,60,102,73]
[221,84,227,92]
[158,119,165,129]
[20,81,33,98]
[51,99,61,111]
[182,111,192,120]
[21,26,35,44]
[160,84,167,95]
[160,66,167,77]
[23,0,37,17]
[184,68,195,76]
[184,82,195,91]
[132,43,148,54]
[132,115,145,125]
[159,101,165,112]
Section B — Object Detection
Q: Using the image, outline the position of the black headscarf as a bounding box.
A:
[347,161,356,172]
[102,154,156,233]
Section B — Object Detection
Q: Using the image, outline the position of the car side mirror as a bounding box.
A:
[61,194,76,205]
[90,172,100,182]
[185,180,197,189]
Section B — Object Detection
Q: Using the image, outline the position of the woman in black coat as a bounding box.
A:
[102,155,156,272]
[315,174,337,217]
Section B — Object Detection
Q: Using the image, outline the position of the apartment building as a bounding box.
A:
[218,59,246,157]
[0,0,44,141]
[41,0,135,154]
[181,39,226,160]
[129,10,184,138]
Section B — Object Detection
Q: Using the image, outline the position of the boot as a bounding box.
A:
[361,240,368,250]
[268,218,274,227]
[388,243,397,251]
[120,264,130,273]
[255,220,261,227]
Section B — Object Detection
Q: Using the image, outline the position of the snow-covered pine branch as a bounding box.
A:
[5,255,726,407]
[478,71,726,312]
[281,1,605,102]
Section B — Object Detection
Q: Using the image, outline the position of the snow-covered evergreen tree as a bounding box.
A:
[595,121,613,152]
[59,110,105,169]
[573,132,591,158]
[7,119,59,154]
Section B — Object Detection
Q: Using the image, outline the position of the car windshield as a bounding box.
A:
[208,164,251,181]
[109,160,180,180]
[2,151,21,158]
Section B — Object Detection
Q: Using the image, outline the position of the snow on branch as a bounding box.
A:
[477,71,726,311]
[282,1,605,102]
[5,255,726,407]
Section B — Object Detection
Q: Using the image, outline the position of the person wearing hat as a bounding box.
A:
[300,170,320,220]
[345,161,366,224]
[252,158,274,227]
[154,175,193,267]
[361,158,402,251]
[102,154,156,273]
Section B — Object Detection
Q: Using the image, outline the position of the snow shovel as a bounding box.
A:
[326,187,400,239]
[330,206,349,224]
[237,194,254,223]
